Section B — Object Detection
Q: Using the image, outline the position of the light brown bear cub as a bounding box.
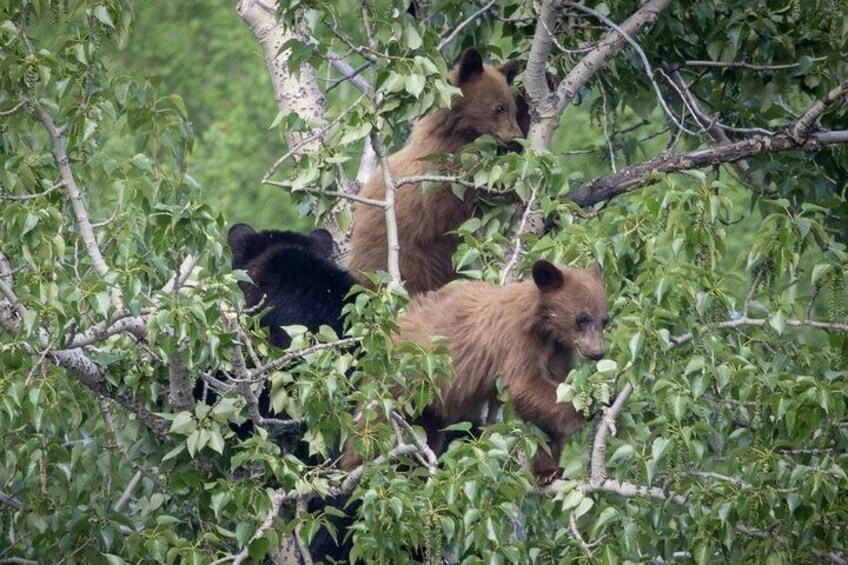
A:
[341,260,609,483]
[348,48,524,295]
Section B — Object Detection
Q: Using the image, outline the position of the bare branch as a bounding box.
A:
[112,470,142,512]
[0,100,25,117]
[0,558,39,565]
[394,174,478,191]
[437,0,498,51]
[0,181,63,201]
[390,411,438,471]
[339,444,420,494]
[561,1,696,137]
[569,511,593,559]
[567,129,848,207]
[589,382,634,482]
[663,69,774,136]
[541,476,687,505]
[669,315,848,348]
[500,181,540,285]
[161,254,199,295]
[527,0,674,149]
[684,58,827,71]
[262,92,367,181]
[252,337,361,378]
[0,489,23,511]
[29,98,124,311]
[217,488,293,565]
[168,347,194,413]
[369,129,403,289]
[270,182,387,208]
[523,0,559,136]
[792,81,848,142]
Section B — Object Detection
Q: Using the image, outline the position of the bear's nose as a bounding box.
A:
[587,350,606,361]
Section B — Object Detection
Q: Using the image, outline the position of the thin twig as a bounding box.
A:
[670,315,848,347]
[252,337,361,378]
[684,58,827,71]
[0,100,25,117]
[500,181,540,285]
[0,181,63,201]
[437,0,498,51]
[561,1,697,136]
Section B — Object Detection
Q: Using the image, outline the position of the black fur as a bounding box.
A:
[228,223,357,349]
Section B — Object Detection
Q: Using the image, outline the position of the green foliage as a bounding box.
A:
[1,0,847,564]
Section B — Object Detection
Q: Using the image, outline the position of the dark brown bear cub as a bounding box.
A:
[348,48,524,295]
[341,260,609,483]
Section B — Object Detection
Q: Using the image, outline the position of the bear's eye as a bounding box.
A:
[576,313,591,328]
[494,104,505,115]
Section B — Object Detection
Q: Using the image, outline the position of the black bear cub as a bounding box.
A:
[193,223,357,443]
[227,223,358,349]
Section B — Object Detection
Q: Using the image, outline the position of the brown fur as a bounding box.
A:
[348,49,524,295]
[341,260,609,483]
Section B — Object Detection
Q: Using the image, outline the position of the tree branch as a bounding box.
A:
[29,97,124,312]
[500,180,540,284]
[567,129,848,207]
[526,0,673,149]
[237,0,326,158]
[792,81,848,142]
[560,1,694,137]
[437,0,498,51]
[589,382,634,482]
[369,129,403,289]
[669,315,848,347]
[0,489,23,511]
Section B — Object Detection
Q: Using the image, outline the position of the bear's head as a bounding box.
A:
[446,48,524,145]
[531,260,609,361]
[228,223,335,272]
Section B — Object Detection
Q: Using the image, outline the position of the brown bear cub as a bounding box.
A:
[341,260,609,483]
[348,48,524,295]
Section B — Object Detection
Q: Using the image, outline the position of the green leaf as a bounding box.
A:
[405,74,426,98]
[769,311,785,334]
[169,411,195,435]
[94,5,116,28]
[404,26,422,50]
[684,356,705,376]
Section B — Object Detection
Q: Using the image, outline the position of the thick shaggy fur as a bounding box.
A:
[348,48,524,295]
[340,260,608,481]
[228,224,358,349]
[194,224,357,443]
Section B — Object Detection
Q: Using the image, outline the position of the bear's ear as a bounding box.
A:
[458,48,484,83]
[498,59,523,85]
[228,223,257,268]
[532,260,564,292]
[309,228,335,258]
[588,261,603,281]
